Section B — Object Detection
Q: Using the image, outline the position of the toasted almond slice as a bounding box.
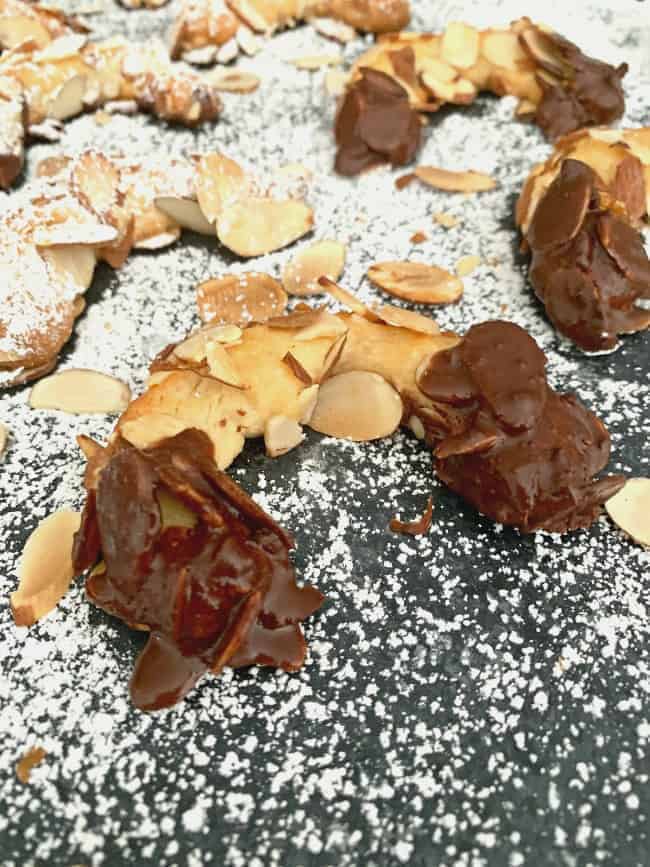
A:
[318,277,369,315]
[456,255,481,277]
[298,384,320,424]
[408,415,425,440]
[434,211,460,228]
[283,351,314,385]
[605,478,650,548]
[0,422,8,458]
[325,67,350,97]
[293,312,348,342]
[422,74,476,104]
[311,16,356,43]
[265,416,305,458]
[34,222,118,247]
[155,196,214,235]
[45,75,87,121]
[0,16,50,50]
[283,241,347,297]
[419,58,457,84]
[204,324,243,343]
[414,166,497,193]
[368,261,463,305]
[38,34,88,62]
[197,272,288,326]
[41,246,96,291]
[29,370,131,414]
[209,70,261,93]
[217,198,314,257]
[372,304,440,336]
[441,22,480,69]
[196,153,247,225]
[182,46,218,66]
[289,54,341,70]
[16,746,47,784]
[410,231,428,244]
[309,370,402,441]
[10,510,82,627]
[135,229,181,251]
[121,413,190,450]
[481,30,527,70]
[217,38,240,64]
[320,332,348,380]
[237,25,261,56]
[205,340,244,388]
[175,331,208,363]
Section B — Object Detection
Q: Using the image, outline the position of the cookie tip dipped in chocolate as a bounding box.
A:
[72,428,324,711]
[526,157,650,352]
[334,66,421,177]
[415,320,625,533]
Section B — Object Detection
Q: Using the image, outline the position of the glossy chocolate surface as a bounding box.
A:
[416,321,625,532]
[334,67,421,176]
[73,429,324,711]
[527,159,650,351]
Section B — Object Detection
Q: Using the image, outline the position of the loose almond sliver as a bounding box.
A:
[16,746,47,784]
[456,255,481,277]
[10,510,81,627]
[372,304,440,336]
[205,340,244,388]
[309,370,403,441]
[196,153,247,225]
[196,273,288,326]
[209,70,261,94]
[368,261,463,304]
[434,211,460,228]
[265,416,305,458]
[33,222,118,247]
[389,496,434,536]
[29,370,131,414]
[282,240,347,297]
[414,166,497,193]
[289,54,342,70]
[311,17,356,43]
[605,478,650,548]
[217,198,314,257]
[0,422,7,458]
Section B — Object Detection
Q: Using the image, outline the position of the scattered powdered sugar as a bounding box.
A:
[1,1,649,865]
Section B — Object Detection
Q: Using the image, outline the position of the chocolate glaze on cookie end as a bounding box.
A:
[416,321,625,532]
[73,429,324,711]
[527,159,650,352]
[334,66,421,176]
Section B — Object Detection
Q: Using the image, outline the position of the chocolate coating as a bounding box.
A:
[416,321,625,532]
[73,429,324,711]
[527,159,650,351]
[334,67,421,177]
[529,33,627,141]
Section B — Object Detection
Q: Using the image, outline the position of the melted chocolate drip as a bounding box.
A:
[73,430,324,711]
[527,159,650,352]
[417,321,625,532]
[334,67,421,176]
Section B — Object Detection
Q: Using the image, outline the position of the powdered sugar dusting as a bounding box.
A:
[1,0,649,864]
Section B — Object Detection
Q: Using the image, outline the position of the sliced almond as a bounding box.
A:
[182,46,218,66]
[389,496,434,536]
[195,153,247,225]
[38,34,88,62]
[309,370,402,441]
[44,74,87,121]
[310,17,356,43]
[217,198,314,257]
[293,312,348,342]
[372,304,440,336]
[418,58,458,84]
[237,25,261,56]
[41,246,96,291]
[265,416,305,458]
[605,478,650,548]
[455,255,481,277]
[197,272,288,326]
[441,22,480,69]
[318,277,369,315]
[368,261,463,304]
[481,30,527,70]
[155,196,214,235]
[289,54,342,70]
[421,74,476,104]
[205,340,244,388]
[209,70,261,94]
[325,68,350,97]
[282,240,347,297]
[135,229,181,251]
[10,510,82,627]
[414,166,497,193]
[298,384,320,424]
[0,422,8,458]
[29,369,131,414]
[33,222,118,247]
[434,211,460,228]
[175,331,208,363]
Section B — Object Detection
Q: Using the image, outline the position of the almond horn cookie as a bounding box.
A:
[0,150,313,387]
[517,127,650,352]
[169,0,410,64]
[92,290,623,535]
[72,428,325,711]
[335,18,627,174]
[0,33,223,189]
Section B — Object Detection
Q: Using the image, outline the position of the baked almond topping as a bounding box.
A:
[10,510,81,627]
[29,370,131,414]
[309,370,403,442]
[282,241,347,297]
[368,261,464,304]
[264,415,305,458]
